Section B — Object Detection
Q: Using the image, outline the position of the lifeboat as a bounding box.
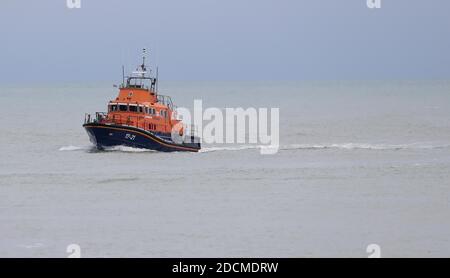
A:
[83,49,201,152]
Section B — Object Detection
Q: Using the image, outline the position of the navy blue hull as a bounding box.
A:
[83,123,201,152]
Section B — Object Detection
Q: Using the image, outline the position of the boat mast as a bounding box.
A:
[122,65,125,87]
[141,48,147,73]
[156,66,159,94]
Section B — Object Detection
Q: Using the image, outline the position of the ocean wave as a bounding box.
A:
[19,243,45,249]
[200,145,261,153]
[281,143,450,151]
[200,142,450,153]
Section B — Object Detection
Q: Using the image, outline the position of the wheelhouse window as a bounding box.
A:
[110,105,118,112]
[129,105,137,112]
[139,106,144,113]
[119,105,128,111]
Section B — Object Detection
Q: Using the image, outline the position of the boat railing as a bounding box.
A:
[185,124,199,137]
[84,112,108,124]
[157,95,174,110]
[171,105,180,120]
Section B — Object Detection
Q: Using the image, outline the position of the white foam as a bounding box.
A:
[200,142,450,153]
[200,145,262,153]
[59,145,152,153]
[58,145,90,151]
[103,146,154,153]
[60,142,450,154]
[281,143,450,151]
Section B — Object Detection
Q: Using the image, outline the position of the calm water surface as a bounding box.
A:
[1,81,450,257]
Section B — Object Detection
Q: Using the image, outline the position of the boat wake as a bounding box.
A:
[59,142,450,154]
[281,143,450,151]
[58,145,91,151]
[59,145,155,153]
[200,142,450,153]
[103,146,155,153]
[200,145,261,153]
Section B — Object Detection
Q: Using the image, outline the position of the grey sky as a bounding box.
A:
[1,0,449,83]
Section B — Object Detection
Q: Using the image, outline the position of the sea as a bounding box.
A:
[1,80,450,257]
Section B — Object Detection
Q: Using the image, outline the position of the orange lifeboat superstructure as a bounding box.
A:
[83,50,201,152]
